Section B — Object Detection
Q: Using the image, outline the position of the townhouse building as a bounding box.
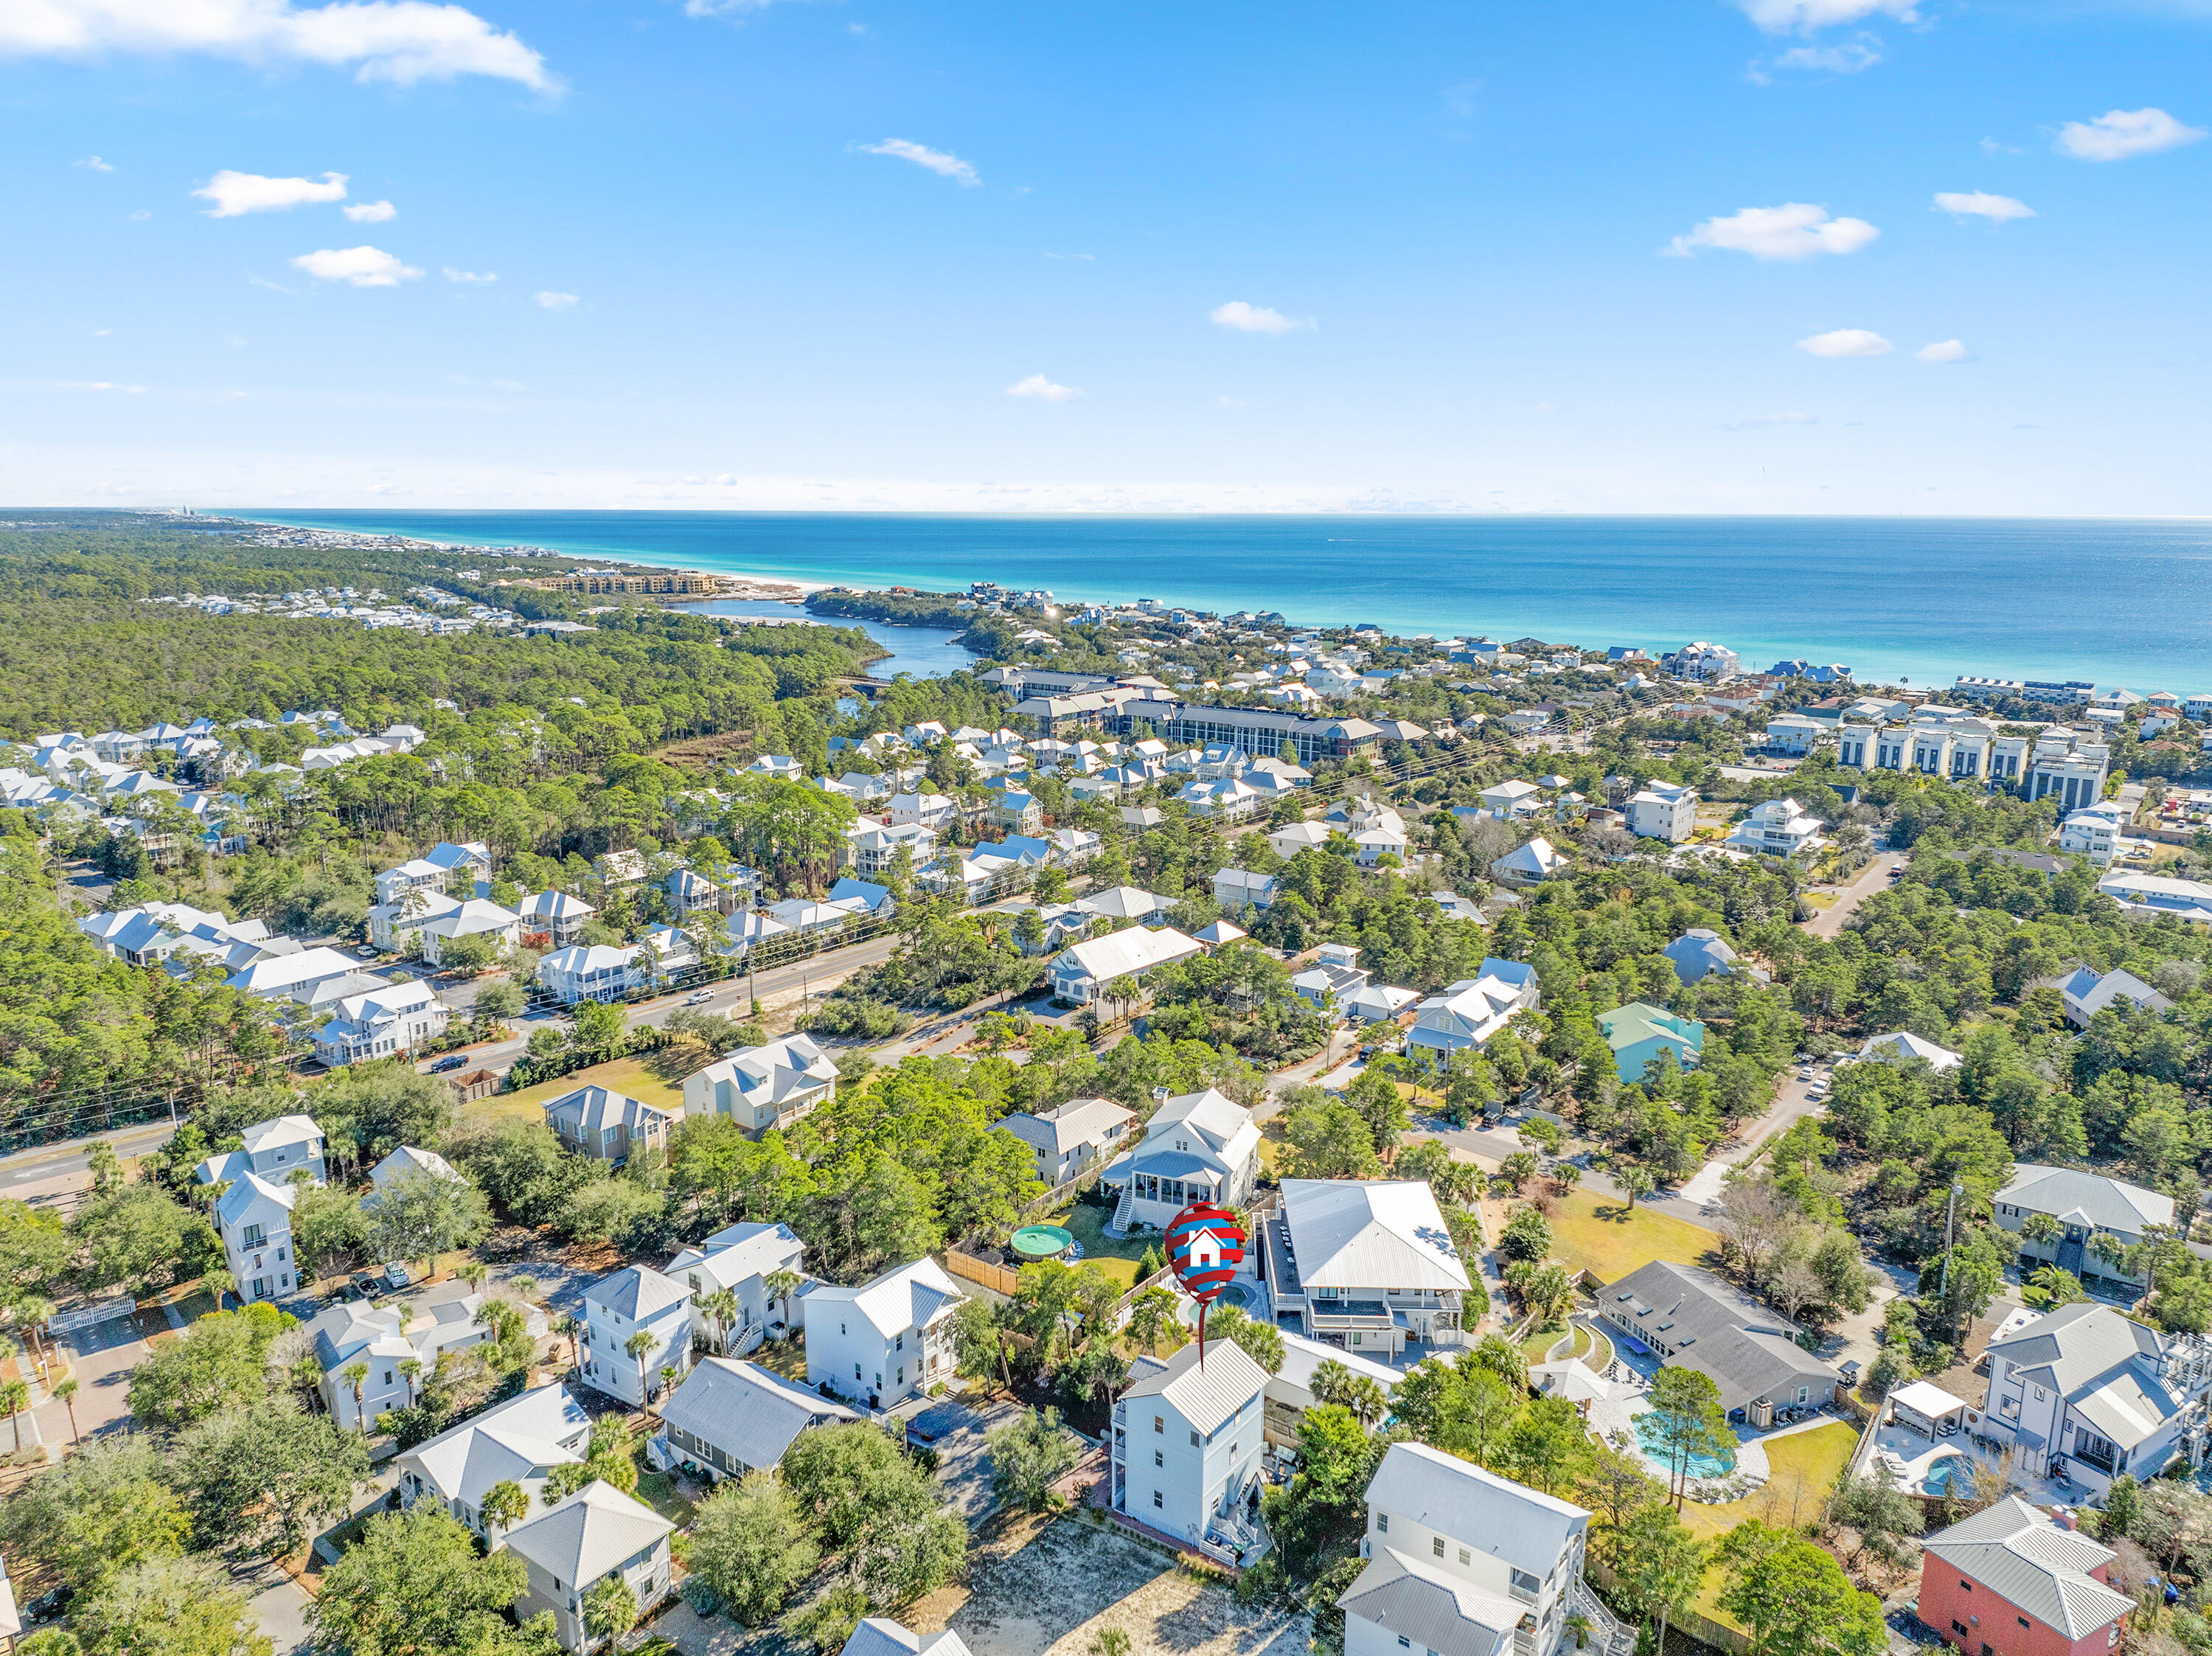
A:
[1110,1339,1270,1561]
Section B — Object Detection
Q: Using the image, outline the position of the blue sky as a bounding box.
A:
[3,0,2207,514]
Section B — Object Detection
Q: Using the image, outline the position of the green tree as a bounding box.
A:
[481,1478,532,1535]
[308,1506,531,1656]
[987,1406,1082,1511]
[365,1166,490,1277]
[1610,1502,1706,1652]
[127,1303,291,1431]
[1203,1304,1285,1374]
[0,1435,189,1594]
[582,1575,639,1651]
[1393,1351,1520,1469]
[173,1399,374,1557]
[74,1182,223,1294]
[1716,1523,1888,1656]
[779,1422,967,1607]
[1281,1100,1383,1180]
[72,1554,274,1656]
[685,1472,821,1626]
[1498,1206,1553,1264]
[1308,1359,1390,1428]
[1642,1366,1734,1510]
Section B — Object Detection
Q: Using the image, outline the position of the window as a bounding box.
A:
[896,1332,905,1351]
[1377,1513,1388,1533]
[1196,1430,1206,1447]
[1459,1548,1470,1565]
[1399,1641,1411,1651]
[1952,1624,1969,1639]
[1155,1451,1164,1468]
[1154,1415,1165,1434]
[1959,1582,1972,1593]
[1433,1537,1445,1558]
[1152,1491,1164,1510]
[2018,1618,2031,1630]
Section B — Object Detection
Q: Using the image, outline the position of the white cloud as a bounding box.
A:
[443,266,495,282]
[343,198,396,222]
[857,138,979,187]
[1006,373,1078,402]
[535,291,578,310]
[1917,338,1969,362]
[127,209,150,220]
[1208,300,1310,334]
[1796,327,1893,357]
[1736,0,1915,32]
[0,0,556,89]
[59,380,145,392]
[94,327,111,335]
[195,169,347,216]
[1932,190,2035,222]
[74,154,113,170]
[1770,38,1881,72]
[2056,108,2205,162]
[291,245,422,286]
[1664,202,1878,260]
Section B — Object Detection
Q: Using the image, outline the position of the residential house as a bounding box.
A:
[1478,779,1545,820]
[1596,1002,1705,1082]
[192,1113,327,1189]
[1489,837,1565,888]
[1724,798,1826,857]
[374,856,454,908]
[667,1220,807,1354]
[580,1264,692,1407]
[681,1034,838,1137]
[2096,872,2212,925]
[1262,1179,1470,1358]
[1600,1261,1840,1422]
[1268,820,1335,859]
[227,944,366,1003]
[1109,1339,1270,1560]
[651,1356,863,1483]
[840,1622,973,1656]
[827,876,896,918]
[1994,1165,2174,1293]
[313,977,449,1068]
[543,1085,675,1165]
[804,1256,964,1407]
[1079,885,1172,926]
[661,868,727,921]
[2057,966,2174,1028]
[537,942,639,1004]
[425,840,493,888]
[1342,1443,1599,1656]
[515,889,596,950]
[1097,1087,1262,1235]
[848,821,938,878]
[720,909,793,956]
[1919,1497,2132,1656]
[216,1172,300,1304]
[594,849,646,888]
[499,1480,675,1655]
[397,1382,591,1542]
[2059,805,2129,866]
[367,1144,465,1195]
[1294,944,1371,1017]
[1048,925,1204,1006]
[1663,928,1761,986]
[1405,960,1541,1067]
[1264,1332,1401,1446]
[888,791,956,831]
[1980,1301,2212,1494]
[312,1289,547,1432]
[997,1096,1135,1186]
[1344,984,1420,1025]
[1212,868,1281,913]
[1857,1030,1965,1071]
[992,790,1043,834]
[368,888,461,953]
[1625,783,1698,843]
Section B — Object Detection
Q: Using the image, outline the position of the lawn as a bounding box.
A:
[1056,1200,1153,1292]
[1519,1320,1573,1363]
[1676,1420,1860,1631]
[462,1054,689,1129]
[1545,1189,1723,1284]
[633,1468,698,1528]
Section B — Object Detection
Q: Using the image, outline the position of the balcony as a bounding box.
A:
[1309,1299,1393,1330]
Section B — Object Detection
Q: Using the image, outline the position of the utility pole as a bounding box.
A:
[1938,1180,1964,1342]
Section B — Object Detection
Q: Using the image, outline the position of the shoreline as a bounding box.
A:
[207,509,2212,692]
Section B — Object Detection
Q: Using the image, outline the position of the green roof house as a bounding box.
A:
[1598,1002,1705,1083]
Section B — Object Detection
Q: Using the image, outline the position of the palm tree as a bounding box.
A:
[14,1295,56,1375]
[1105,974,1140,1028]
[480,1478,530,1537]
[625,1329,656,1399]
[0,1380,27,1451]
[582,1575,639,1652]
[53,1374,80,1443]
[399,1358,424,1405]
[762,1270,801,1334]
[205,1268,236,1307]
[555,1312,582,1371]
[341,1361,371,1428]
[702,1287,740,1354]
[459,1262,489,1293]
[2022,1211,2063,1250]
[659,1364,679,1402]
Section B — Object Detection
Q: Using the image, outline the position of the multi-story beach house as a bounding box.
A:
[1979,1302,2212,1495]
[1096,1087,1262,1236]
[1262,1180,1470,1358]
[1109,1339,1270,1562]
[804,1256,964,1408]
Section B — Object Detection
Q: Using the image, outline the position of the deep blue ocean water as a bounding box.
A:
[237,509,2212,691]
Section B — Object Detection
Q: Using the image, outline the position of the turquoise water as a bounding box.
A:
[1634,1412,1738,1479]
[234,509,2212,691]
[686,598,978,681]
[1923,1453,1975,1496]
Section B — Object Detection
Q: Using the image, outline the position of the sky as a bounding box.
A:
[1,0,2208,515]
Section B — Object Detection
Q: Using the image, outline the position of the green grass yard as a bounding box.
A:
[1053,1199,1153,1292]
[1675,1421,1860,1632]
[1545,1189,1724,1284]
[462,1054,689,1130]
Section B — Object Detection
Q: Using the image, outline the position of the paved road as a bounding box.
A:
[0,1119,178,1193]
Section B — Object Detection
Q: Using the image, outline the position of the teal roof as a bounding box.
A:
[1597,1001,1705,1056]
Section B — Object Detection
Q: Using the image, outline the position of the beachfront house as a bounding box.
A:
[1261,1179,1470,1358]
[1342,1444,1602,1656]
[804,1256,964,1408]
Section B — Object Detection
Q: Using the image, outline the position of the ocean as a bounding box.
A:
[237,510,2212,692]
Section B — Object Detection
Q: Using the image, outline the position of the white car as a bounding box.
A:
[684,989,714,1006]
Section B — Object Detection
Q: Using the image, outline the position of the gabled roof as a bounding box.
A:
[1078,884,1169,920]
[807,1256,962,1338]
[242,1114,324,1153]
[1984,1302,2169,1427]
[1000,1097,1134,1156]
[400,1382,591,1505]
[1054,925,1203,983]
[369,1145,462,1189]
[585,1264,691,1322]
[1281,1179,1470,1293]
[216,1169,299,1225]
[668,1220,805,1290]
[840,1621,974,1656]
[1995,1166,2173,1235]
[543,1085,674,1135]
[1364,1443,1588,1581]
[1857,1030,1964,1071]
[1603,1260,1837,1412]
[1338,1547,1520,1656]
[660,1356,862,1471]
[1120,1337,1267,1434]
[1922,1497,2132,1638]
[498,1478,672,1584]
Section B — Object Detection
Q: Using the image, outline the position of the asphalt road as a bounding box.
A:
[0,1119,178,1192]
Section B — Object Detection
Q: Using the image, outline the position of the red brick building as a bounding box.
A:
[1920,1497,2132,1656]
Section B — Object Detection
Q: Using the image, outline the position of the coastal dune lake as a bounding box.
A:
[243,511,2212,689]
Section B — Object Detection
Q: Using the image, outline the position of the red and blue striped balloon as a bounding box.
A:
[1166,1201,1247,1307]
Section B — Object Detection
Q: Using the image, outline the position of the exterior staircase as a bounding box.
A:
[1105,1179,1138,1239]
[1568,1573,1637,1656]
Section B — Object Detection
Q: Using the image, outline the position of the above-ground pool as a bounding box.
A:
[1634,1412,1739,1479]
[1922,1454,1975,1496]
[1010,1224,1076,1261]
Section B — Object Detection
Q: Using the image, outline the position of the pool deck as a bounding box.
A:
[1869,1416,2006,1497]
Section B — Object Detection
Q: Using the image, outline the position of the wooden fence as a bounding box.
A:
[944,1248,1021,1297]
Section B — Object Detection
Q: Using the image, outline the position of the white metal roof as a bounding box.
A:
[1119,1336,1268,1434]
[1281,1179,1470,1293]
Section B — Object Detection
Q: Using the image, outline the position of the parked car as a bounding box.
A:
[685,989,714,1006]
[348,1270,378,1298]
[383,1262,413,1290]
[430,1054,467,1073]
[357,944,379,959]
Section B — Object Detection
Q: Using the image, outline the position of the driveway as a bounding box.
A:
[246,1576,316,1655]
[38,1304,151,1445]
[1801,850,1905,941]
[919,1395,1027,1522]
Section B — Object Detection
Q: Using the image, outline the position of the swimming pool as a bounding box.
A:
[1634,1412,1738,1479]
[1922,1454,1975,1497]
